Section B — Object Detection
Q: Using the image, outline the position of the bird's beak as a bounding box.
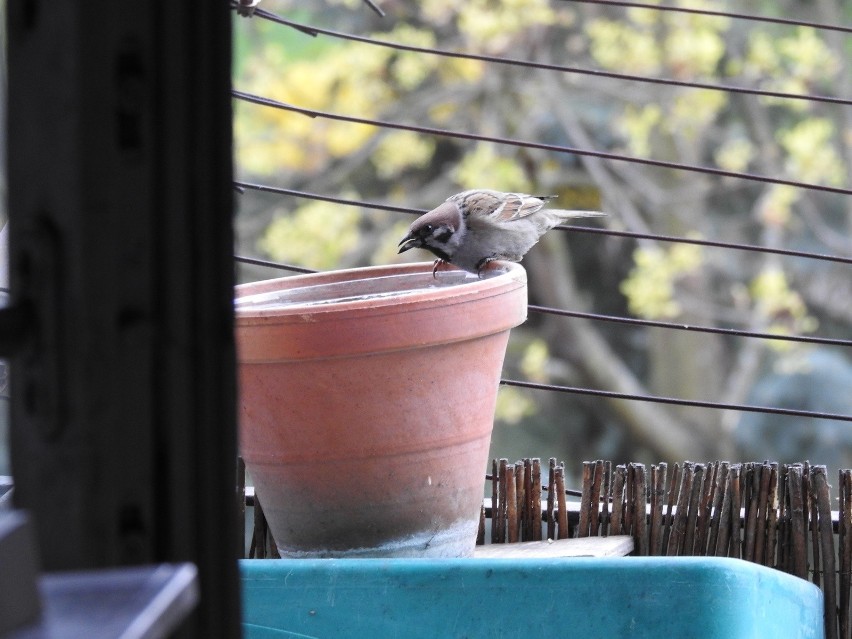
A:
[397,233,421,254]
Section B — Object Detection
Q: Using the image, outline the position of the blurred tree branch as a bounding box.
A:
[525,234,722,460]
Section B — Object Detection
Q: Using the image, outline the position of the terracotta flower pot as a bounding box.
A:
[235,262,527,558]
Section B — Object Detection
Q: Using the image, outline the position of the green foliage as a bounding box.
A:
[662,16,727,78]
[519,338,551,383]
[588,0,728,77]
[235,39,389,175]
[755,185,799,229]
[234,22,465,177]
[738,28,840,109]
[620,244,703,319]
[587,19,662,74]
[714,138,755,173]
[495,386,537,425]
[259,200,363,270]
[453,144,532,192]
[373,219,417,266]
[618,105,662,157]
[456,0,559,51]
[372,132,436,179]
[777,118,845,186]
[749,267,817,350]
[232,8,337,76]
[668,90,727,142]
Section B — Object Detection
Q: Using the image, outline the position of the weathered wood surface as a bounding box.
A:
[474,535,634,559]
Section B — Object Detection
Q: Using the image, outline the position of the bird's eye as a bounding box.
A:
[423,224,433,233]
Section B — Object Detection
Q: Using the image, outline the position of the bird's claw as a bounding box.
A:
[475,258,495,279]
[431,259,445,278]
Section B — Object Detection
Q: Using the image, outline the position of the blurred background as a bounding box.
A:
[231,0,851,485]
[6,0,846,486]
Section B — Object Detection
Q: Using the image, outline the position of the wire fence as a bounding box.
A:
[231,4,852,430]
[233,89,852,197]
[558,0,852,33]
[247,9,852,106]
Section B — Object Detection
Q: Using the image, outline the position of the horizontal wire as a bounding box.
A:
[235,254,318,274]
[232,90,852,197]
[233,253,848,348]
[559,0,852,35]
[248,9,852,106]
[233,254,852,421]
[234,181,423,215]
[235,181,852,265]
[528,304,852,348]
[564,226,852,265]
[500,378,852,423]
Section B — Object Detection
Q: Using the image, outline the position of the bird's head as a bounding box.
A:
[397,201,464,262]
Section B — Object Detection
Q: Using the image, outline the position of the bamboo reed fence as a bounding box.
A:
[486,458,850,639]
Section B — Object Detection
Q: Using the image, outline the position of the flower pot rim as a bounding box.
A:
[234,261,526,321]
[234,261,527,363]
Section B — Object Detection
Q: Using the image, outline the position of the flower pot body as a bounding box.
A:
[236,262,527,557]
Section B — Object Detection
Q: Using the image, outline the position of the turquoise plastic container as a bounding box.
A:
[241,557,823,638]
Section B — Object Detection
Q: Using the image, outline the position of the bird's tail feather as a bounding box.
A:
[550,209,607,220]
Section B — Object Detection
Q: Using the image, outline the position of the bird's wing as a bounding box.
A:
[490,193,556,222]
[449,190,558,225]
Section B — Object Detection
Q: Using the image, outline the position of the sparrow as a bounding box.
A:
[398,189,606,275]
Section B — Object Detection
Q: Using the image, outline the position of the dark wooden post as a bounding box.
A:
[6,1,239,636]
